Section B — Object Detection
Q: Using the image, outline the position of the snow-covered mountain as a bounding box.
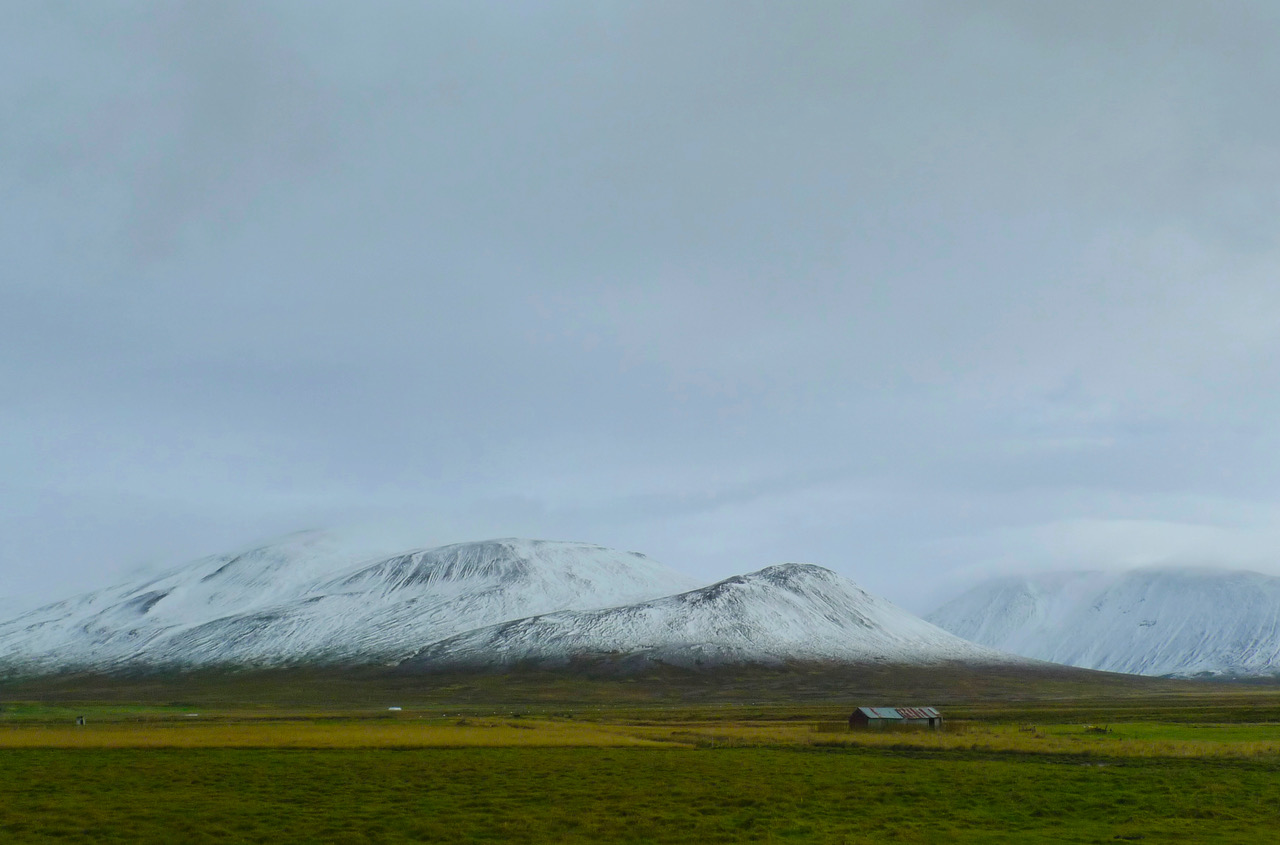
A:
[0,533,700,672]
[0,532,1021,675]
[404,563,1012,670]
[927,567,1280,677]
[0,530,377,672]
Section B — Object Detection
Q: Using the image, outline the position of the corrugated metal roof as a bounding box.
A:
[854,707,902,720]
[896,707,940,720]
[854,706,940,720]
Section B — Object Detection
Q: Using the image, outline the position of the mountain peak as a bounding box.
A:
[746,563,842,586]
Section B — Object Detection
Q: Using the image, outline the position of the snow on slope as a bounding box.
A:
[404,563,1015,670]
[927,567,1280,677]
[0,535,701,672]
[0,530,386,672]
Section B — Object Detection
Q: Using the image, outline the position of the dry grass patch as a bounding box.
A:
[11,714,1280,757]
[599,718,1280,758]
[0,717,679,748]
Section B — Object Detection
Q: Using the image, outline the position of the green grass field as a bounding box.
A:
[3,745,1278,843]
[3,665,1280,843]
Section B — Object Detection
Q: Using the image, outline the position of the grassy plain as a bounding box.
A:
[2,665,1280,842]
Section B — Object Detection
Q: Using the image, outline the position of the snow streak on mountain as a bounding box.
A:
[927,567,1280,677]
[405,563,1011,670]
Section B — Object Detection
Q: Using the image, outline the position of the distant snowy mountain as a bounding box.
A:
[404,563,1013,670]
[927,567,1280,677]
[0,534,700,672]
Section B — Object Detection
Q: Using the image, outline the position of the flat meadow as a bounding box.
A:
[2,668,1280,843]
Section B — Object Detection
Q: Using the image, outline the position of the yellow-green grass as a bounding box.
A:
[7,711,1280,760]
[560,716,1280,759]
[0,716,675,748]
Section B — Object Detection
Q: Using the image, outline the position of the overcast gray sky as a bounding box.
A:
[4,1,1280,613]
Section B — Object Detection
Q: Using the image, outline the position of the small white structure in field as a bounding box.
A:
[387,706,402,711]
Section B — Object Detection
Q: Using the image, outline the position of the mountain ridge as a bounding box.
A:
[404,562,1014,671]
